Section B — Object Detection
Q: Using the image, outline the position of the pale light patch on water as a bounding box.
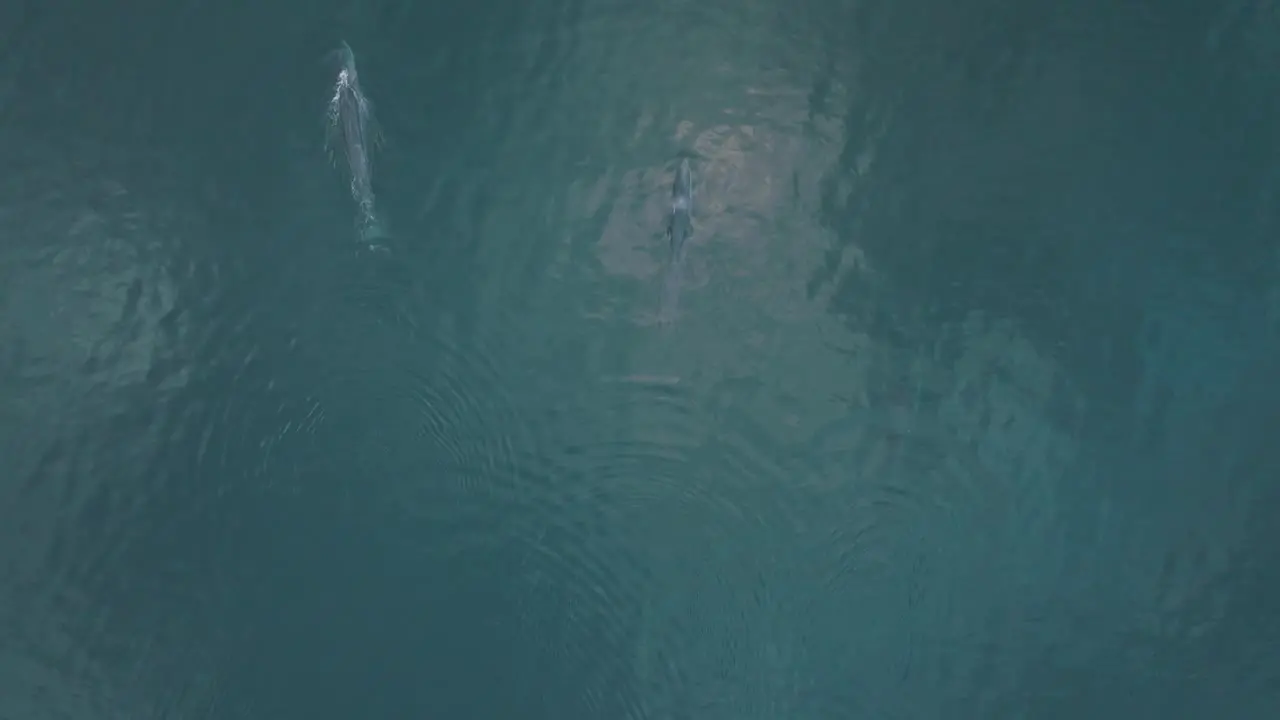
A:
[587,55,873,432]
[451,4,1099,713]
[587,48,1091,715]
[594,55,1081,461]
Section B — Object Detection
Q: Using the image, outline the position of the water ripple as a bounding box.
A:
[0,124,292,717]
[6,0,1277,717]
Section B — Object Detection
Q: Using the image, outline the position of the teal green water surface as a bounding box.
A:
[1,0,1278,717]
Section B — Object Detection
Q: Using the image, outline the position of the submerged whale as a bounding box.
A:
[659,157,694,322]
[326,41,388,244]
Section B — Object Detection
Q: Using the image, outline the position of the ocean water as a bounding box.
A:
[2,0,1279,717]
